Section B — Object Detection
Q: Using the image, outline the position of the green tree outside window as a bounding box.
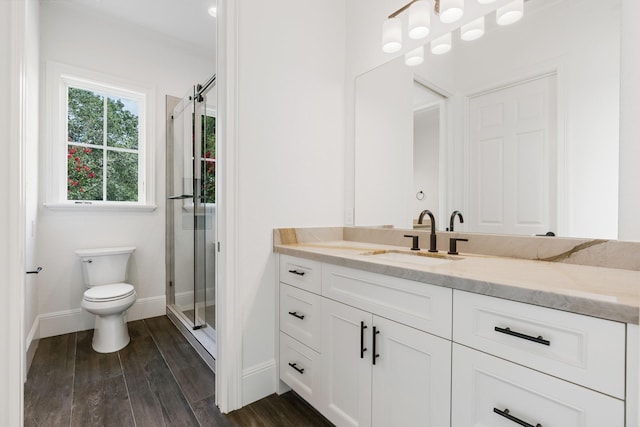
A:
[67,87,140,202]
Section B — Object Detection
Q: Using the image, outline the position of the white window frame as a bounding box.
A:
[44,61,156,211]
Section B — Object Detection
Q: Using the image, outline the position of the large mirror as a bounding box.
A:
[354,0,620,239]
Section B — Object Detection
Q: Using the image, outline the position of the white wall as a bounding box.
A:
[36,2,214,337]
[234,0,346,404]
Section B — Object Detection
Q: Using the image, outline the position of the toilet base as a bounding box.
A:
[92,313,130,353]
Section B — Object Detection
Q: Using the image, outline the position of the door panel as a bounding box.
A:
[468,74,557,235]
[372,316,451,427]
[319,298,372,427]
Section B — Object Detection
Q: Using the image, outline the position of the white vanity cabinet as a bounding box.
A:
[277,253,632,427]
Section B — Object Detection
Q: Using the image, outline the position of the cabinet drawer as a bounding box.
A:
[279,332,322,408]
[280,284,322,352]
[452,344,624,427]
[279,255,322,294]
[322,263,452,339]
[453,290,625,398]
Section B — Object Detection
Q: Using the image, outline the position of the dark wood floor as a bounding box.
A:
[24,316,332,427]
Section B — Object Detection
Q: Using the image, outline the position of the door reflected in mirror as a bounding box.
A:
[354,0,620,239]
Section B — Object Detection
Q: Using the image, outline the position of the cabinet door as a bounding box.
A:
[372,316,451,427]
[452,344,624,427]
[319,298,372,427]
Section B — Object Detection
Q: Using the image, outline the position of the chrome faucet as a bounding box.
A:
[417,209,438,253]
[449,210,464,232]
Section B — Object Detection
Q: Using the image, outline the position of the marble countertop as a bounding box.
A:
[274,240,640,324]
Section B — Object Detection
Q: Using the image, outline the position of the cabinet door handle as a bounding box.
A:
[494,326,550,346]
[288,311,305,320]
[288,362,305,375]
[288,269,305,276]
[493,407,542,427]
[372,326,380,365]
[360,321,368,358]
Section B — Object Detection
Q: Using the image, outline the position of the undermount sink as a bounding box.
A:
[360,249,460,267]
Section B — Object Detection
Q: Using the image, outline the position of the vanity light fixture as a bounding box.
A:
[496,0,524,25]
[460,16,485,41]
[431,32,452,54]
[405,46,425,66]
[382,0,524,59]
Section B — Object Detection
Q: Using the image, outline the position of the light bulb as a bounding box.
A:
[496,0,523,26]
[408,0,430,40]
[405,46,425,66]
[382,17,402,53]
[431,32,452,55]
[460,16,485,41]
[439,0,464,24]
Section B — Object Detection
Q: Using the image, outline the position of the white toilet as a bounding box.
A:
[76,246,137,353]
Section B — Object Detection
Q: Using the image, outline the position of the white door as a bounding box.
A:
[319,298,372,427]
[468,75,557,235]
[371,316,451,427]
[451,344,624,427]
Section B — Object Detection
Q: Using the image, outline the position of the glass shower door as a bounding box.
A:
[167,76,217,356]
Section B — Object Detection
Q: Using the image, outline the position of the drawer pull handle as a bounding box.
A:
[360,321,368,359]
[288,362,305,374]
[288,311,305,320]
[494,326,550,346]
[494,407,542,427]
[288,269,306,276]
[372,326,380,365]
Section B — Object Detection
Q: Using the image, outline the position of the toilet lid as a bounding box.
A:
[84,283,135,302]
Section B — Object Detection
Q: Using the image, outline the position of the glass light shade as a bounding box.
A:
[405,46,425,66]
[477,0,496,4]
[382,17,402,53]
[439,0,464,24]
[408,1,431,40]
[460,16,485,41]
[431,32,452,55]
[207,6,217,17]
[496,0,524,26]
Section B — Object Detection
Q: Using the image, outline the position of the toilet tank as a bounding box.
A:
[75,246,136,287]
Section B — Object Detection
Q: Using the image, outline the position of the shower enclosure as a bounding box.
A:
[166,75,217,369]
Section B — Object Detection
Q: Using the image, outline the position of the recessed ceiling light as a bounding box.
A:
[208,6,217,18]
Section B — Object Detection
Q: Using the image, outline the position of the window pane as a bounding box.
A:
[68,87,104,145]
[107,151,138,202]
[67,145,103,200]
[203,115,216,158]
[201,160,215,203]
[107,96,139,149]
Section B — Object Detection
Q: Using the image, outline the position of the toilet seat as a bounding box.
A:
[84,283,135,302]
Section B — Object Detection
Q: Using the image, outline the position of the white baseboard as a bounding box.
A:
[25,317,40,380]
[242,359,276,406]
[38,295,166,339]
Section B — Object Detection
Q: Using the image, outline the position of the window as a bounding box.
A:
[45,62,155,210]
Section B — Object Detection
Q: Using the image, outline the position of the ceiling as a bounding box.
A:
[45,0,217,52]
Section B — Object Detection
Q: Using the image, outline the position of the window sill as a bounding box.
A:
[182,204,217,214]
[44,202,158,212]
